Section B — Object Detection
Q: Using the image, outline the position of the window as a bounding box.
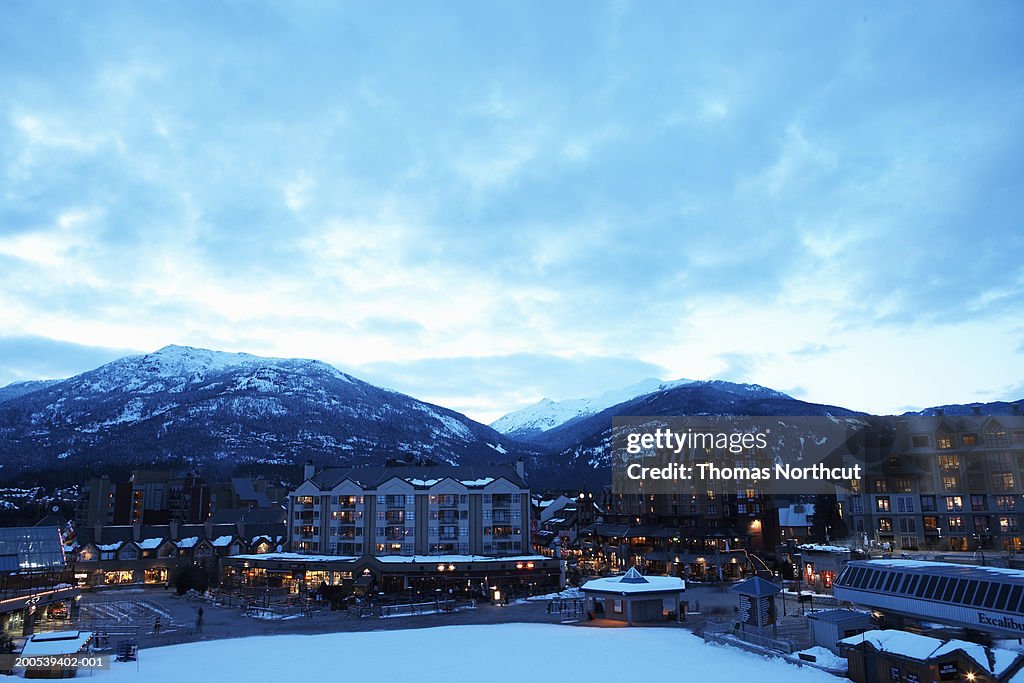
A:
[945,496,963,512]
[912,435,930,448]
[974,516,990,534]
[923,516,938,531]
[939,454,960,471]
[612,599,623,614]
[996,496,1016,512]
[876,497,891,513]
[942,476,960,491]
[985,421,1009,448]
[971,495,987,512]
[897,479,913,493]
[878,518,893,533]
[1000,517,1020,533]
[992,472,1015,492]
[962,433,978,446]
[896,497,915,513]
[873,480,889,494]
[937,433,954,450]
[898,518,917,534]
[948,516,964,532]
[921,496,937,512]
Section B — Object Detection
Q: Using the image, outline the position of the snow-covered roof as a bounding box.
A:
[839,630,1021,675]
[375,554,548,564]
[22,631,93,657]
[137,537,163,550]
[862,558,1024,579]
[798,543,851,554]
[229,552,358,563]
[582,567,685,594]
[778,503,815,528]
[176,536,198,548]
[96,542,122,551]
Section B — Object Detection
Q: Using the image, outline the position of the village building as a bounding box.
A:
[580,567,685,624]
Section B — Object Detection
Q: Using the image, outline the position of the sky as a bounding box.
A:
[1,1,1023,423]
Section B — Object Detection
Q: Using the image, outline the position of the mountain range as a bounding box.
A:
[0,345,1020,489]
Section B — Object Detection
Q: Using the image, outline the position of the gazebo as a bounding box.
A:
[581,567,685,625]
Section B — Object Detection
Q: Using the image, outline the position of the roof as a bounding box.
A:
[22,631,93,657]
[839,630,1022,675]
[374,554,548,564]
[778,503,815,528]
[307,465,526,490]
[807,609,870,624]
[731,576,781,597]
[231,477,271,507]
[229,553,358,563]
[208,508,286,525]
[582,568,685,595]
[0,526,65,571]
[848,559,1024,582]
[798,543,852,554]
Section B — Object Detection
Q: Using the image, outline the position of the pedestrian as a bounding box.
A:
[153,617,162,635]
[196,606,204,633]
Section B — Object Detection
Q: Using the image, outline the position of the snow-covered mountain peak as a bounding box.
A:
[491,377,696,436]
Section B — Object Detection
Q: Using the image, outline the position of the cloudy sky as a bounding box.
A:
[1,1,1022,423]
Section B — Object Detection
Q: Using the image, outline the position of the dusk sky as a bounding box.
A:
[1,2,1022,423]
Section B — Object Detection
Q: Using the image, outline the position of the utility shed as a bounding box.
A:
[581,567,685,625]
[807,609,871,653]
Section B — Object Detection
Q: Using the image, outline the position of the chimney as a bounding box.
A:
[303,459,316,481]
[94,522,103,545]
[132,521,142,541]
[204,518,213,540]
[515,457,525,481]
[169,519,179,540]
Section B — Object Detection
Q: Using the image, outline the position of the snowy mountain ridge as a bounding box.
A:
[0,345,532,482]
[490,377,790,437]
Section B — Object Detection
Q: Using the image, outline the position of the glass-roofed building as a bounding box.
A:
[834,559,1024,638]
[0,526,77,636]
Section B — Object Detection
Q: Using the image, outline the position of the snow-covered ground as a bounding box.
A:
[89,623,835,682]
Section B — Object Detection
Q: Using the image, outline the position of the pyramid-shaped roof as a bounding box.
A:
[731,575,781,597]
[619,567,649,584]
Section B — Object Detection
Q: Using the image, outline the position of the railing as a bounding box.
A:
[378,599,475,618]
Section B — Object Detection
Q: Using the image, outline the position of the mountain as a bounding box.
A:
[906,399,1024,417]
[0,345,535,484]
[521,382,858,486]
[0,379,62,404]
[492,378,792,441]
[490,378,695,437]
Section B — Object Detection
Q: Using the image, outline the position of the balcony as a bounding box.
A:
[385,511,405,524]
[385,497,405,509]
[384,526,405,541]
[491,495,512,509]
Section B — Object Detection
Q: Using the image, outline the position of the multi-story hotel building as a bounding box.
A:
[841,412,1024,554]
[287,463,532,557]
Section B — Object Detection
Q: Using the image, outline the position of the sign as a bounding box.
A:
[938,662,958,680]
[738,594,752,624]
[905,673,920,683]
[889,665,900,681]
